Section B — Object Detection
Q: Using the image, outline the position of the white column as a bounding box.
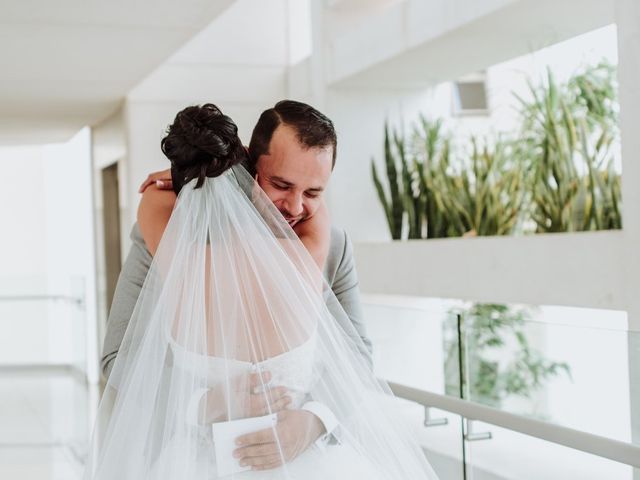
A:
[614,0,640,472]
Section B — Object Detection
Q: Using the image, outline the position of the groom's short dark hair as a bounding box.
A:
[247,100,337,176]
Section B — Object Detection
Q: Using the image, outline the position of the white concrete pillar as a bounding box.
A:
[614,0,640,472]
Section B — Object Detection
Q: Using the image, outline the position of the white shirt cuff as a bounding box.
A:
[301,401,339,447]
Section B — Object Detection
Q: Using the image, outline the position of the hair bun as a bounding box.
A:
[161,104,245,193]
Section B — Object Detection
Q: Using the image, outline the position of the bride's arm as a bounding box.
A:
[137,186,176,256]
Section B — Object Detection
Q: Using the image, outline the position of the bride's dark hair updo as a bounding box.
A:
[161,103,247,194]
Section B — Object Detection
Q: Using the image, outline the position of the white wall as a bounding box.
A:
[42,128,98,380]
[613,0,640,460]
[0,147,47,276]
[0,146,49,364]
[0,130,97,379]
[326,86,438,238]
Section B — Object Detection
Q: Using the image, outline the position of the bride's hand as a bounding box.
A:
[201,371,291,422]
[242,371,292,417]
[139,168,172,193]
[232,409,324,470]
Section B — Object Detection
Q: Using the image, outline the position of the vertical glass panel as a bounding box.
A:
[462,303,635,446]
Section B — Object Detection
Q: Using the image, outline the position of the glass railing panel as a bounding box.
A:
[0,368,94,476]
[0,275,86,369]
[461,304,637,446]
[364,295,460,394]
[364,296,639,449]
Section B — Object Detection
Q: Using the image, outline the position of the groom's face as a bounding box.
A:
[255,124,333,228]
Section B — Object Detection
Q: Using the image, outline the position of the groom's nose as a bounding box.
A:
[282,193,304,217]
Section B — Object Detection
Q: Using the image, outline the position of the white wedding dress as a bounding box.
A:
[148,332,385,479]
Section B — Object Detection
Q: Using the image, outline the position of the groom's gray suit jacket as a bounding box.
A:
[101,223,372,380]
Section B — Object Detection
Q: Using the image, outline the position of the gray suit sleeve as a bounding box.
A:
[326,230,373,370]
[100,224,152,380]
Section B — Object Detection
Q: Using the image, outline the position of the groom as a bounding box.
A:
[101,99,372,470]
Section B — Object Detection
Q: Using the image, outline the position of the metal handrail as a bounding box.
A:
[388,381,640,469]
[0,295,84,307]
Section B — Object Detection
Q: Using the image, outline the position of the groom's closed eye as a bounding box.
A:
[268,176,324,199]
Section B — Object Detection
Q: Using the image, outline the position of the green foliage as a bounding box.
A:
[444,137,526,236]
[516,64,621,232]
[371,61,622,240]
[569,61,618,129]
[371,123,404,240]
[444,304,572,408]
[371,122,410,239]
[373,116,527,239]
[411,116,456,238]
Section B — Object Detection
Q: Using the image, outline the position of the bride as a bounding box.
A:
[83,104,438,479]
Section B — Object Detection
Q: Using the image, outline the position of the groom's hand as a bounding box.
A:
[139,169,172,193]
[233,410,324,471]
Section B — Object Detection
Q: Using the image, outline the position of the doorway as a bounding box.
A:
[101,162,122,316]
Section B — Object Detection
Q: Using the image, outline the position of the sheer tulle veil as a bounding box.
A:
[83,164,438,479]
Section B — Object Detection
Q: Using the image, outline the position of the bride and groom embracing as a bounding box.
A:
[87,100,438,479]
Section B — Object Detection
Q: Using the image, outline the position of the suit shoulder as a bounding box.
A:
[329,225,347,252]
[325,226,351,281]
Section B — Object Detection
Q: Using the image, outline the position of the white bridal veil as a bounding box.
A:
[84,165,438,479]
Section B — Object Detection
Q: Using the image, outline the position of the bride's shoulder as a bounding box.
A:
[137,186,176,255]
[138,185,176,220]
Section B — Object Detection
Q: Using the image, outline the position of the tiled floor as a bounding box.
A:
[0,368,98,479]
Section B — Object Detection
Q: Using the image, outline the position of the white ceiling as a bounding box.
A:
[0,0,235,145]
